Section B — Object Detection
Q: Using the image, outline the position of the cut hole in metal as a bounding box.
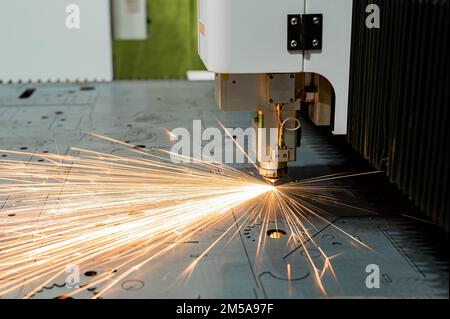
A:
[267,229,286,239]
[121,280,144,291]
[79,86,95,91]
[19,88,36,99]
[84,271,97,277]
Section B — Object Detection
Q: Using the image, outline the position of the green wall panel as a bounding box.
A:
[113,0,205,79]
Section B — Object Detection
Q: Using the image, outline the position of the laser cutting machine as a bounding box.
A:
[198,0,353,181]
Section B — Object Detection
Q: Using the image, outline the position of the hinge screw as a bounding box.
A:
[313,16,320,24]
[290,40,298,48]
[312,39,319,47]
[291,17,298,25]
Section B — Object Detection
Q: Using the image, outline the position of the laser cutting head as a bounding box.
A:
[197,0,354,179]
[196,0,303,180]
[212,74,301,180]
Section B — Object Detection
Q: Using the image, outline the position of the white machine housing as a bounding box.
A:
[198,0,353,135]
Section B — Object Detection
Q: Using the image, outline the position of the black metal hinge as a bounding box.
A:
[287,14,323,51]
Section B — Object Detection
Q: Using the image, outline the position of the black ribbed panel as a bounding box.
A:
[347,0,449,231]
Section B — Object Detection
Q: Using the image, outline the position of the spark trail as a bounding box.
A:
[0,135,376,298]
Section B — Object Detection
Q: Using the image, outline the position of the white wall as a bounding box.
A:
[0,0,112,83]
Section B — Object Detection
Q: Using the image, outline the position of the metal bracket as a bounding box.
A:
[287,14,323,51]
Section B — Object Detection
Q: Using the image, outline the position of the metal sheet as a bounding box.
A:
[0,81,447,298]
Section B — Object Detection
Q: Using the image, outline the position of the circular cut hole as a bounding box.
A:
[84,271,97,277]
[267,229,286,239]
[80,86,95,91]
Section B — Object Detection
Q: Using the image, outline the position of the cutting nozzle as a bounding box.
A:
[264,177,284,186]
[259,166,287,179]
[259,164,287,186]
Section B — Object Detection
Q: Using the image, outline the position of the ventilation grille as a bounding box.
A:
[347,0,449,231]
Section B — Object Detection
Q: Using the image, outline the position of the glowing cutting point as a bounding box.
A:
[267,229,287,239]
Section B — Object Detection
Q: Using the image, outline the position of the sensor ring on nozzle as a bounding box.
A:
[281,118,301,131]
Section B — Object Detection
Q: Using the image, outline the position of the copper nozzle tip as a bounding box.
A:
[264,177,283,186]
[259,167,287,179]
